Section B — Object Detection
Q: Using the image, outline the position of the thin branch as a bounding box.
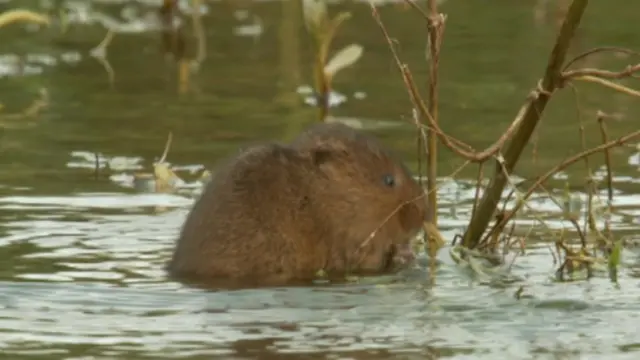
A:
[421,0,445,226]
[562,63,640,80]
[597,111,613,205]
[493,129,640,233]
[469,162,484,224]
[572,76,640,98]
[563,46,640,71]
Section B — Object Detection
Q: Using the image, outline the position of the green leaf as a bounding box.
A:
[608,238,622,283]
[609,239,622,268]
[324,44,363,79]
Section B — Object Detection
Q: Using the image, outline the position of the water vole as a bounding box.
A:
[167,123,427,288]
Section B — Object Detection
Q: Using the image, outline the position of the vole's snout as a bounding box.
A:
[398,199,426,235]
[391,243,416,267]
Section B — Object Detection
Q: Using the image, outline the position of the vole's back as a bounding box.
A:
[168,143,327,283]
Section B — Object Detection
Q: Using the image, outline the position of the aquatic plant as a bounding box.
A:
[302,0,363,121]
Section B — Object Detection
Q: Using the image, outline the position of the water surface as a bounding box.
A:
[1,0,640,358]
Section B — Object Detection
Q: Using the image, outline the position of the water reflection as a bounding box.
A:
[0,0,639,358]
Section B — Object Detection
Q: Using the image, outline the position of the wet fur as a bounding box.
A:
[167,123,427,288]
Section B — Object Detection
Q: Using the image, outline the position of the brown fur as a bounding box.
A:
[167,123,427,288]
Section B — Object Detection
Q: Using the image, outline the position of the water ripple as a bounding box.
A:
[0,185,638,358]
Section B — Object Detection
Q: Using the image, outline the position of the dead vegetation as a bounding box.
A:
[370,0,640,287]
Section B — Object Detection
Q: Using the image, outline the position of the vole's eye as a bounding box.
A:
[382,174,395,187]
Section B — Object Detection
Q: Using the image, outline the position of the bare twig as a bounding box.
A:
[470,162,484,224]
[572,75,640,98]
[492,129,640,234]
[411,0,446,226]
[597,111,613,205]
[370,6,524,163]
[537,183,587,247]
[579,124,590,173]
[90,29,116,86]
[531,127,539,166]
[563,64,640,80]
[0,88,49,127]
[563,46,640,71]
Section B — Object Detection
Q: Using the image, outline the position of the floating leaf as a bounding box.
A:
[0,9,50,28]
[324,44,363,79]
[302,0,327,33]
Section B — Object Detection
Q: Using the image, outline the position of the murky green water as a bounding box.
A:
[1,0,639,358]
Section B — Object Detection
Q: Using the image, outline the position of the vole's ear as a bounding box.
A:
[309,147,350,167]
[310,148,335,166]
[300,145,347,170]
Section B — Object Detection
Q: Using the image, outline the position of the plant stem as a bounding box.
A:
[597,112,613,204]
[461,0,589,249]
[425,0,442,226]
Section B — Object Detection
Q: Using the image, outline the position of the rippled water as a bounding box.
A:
[1,0,640,358]
[2,175,640,359]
